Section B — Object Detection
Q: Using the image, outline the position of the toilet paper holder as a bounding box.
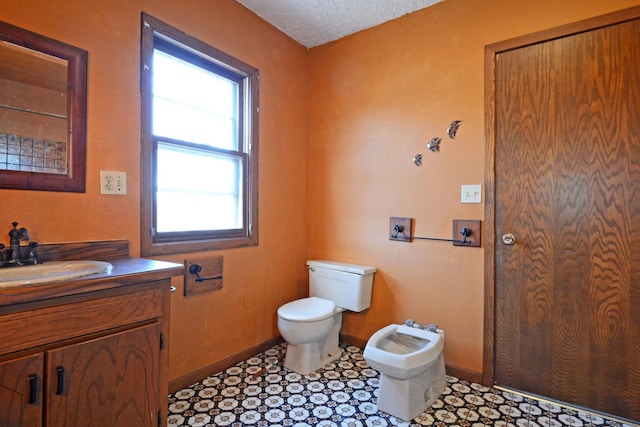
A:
[189,263,223,282]
[184,255,224,296]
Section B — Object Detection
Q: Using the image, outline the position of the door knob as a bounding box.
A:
[502,233,516,245]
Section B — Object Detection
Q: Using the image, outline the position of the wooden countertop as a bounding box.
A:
[0,257,183,310]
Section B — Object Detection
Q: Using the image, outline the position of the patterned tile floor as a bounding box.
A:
[168,344,638,427]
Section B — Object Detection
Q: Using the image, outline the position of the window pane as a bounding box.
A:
[153,50,238,150]
[156,142,243,232]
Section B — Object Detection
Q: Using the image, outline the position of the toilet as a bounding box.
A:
[277,260,376,375]
[363,323,446,421]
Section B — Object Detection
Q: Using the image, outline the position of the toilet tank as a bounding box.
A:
[307,260,376,312]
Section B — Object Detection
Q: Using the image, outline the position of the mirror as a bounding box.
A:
[0,20,87,192]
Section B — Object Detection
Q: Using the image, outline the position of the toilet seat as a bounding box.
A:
[278,296,335,322]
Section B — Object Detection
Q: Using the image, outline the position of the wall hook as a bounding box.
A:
[459,227,472,244]
[391,224,406,239]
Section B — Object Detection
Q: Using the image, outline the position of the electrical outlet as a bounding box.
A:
[100,171,127,195]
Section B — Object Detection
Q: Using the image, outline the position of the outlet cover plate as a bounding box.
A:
[100,170,127,195]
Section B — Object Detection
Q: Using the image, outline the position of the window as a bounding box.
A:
[140,13,259,256]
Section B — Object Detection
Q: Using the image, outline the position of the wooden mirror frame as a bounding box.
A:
[0,20,87,192]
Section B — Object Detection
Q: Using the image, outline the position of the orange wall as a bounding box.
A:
[2,0,639,383]
[0,0,308,382]
[306,0,640,374]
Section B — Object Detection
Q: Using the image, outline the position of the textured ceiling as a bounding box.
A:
[235,0,443,48]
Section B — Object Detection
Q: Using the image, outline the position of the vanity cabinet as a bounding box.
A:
[47,323,161,426]
[1,324,160,427]
[0,255,182,427]
[0,353,43,426]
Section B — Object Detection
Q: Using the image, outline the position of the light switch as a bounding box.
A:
[461,185,481,203]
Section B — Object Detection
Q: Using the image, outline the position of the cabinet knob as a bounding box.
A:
[56,366,65,395]
[28,374,38,404]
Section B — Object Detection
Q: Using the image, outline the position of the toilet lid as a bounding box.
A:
[278,297,335,322]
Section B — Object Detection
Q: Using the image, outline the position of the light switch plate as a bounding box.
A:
[461,184,481,203]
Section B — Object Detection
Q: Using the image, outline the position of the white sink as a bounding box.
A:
[0,260,113,288]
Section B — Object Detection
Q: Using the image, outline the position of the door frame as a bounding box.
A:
[482,5,640,387]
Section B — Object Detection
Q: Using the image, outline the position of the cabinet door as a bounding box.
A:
[0,353,44,427]
[46,323,162,427]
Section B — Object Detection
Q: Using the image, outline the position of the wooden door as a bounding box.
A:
[46,323,162,427]
[0,353,43,427]
[487,9,640,421]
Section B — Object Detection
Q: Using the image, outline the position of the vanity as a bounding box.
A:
[0,240,183,427]
[0,17,182,426]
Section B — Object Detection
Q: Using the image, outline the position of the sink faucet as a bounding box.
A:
[2,222,41,266]
[9,221,30,262]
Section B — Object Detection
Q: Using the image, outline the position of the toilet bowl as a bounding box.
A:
[277,296,343,375]
[364,324,446,421]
